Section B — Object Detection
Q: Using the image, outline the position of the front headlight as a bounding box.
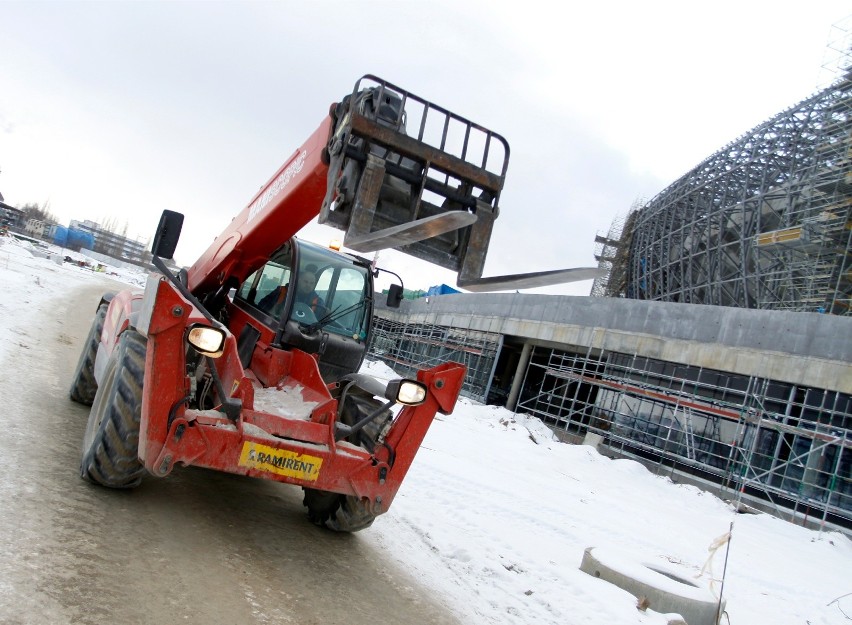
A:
[385,379,428,406]
[186,324,226,358]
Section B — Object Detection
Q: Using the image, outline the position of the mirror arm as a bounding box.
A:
[334,398,396,442]
[374,266,405,307]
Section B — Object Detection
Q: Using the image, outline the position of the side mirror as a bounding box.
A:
[151,210,184,260]
[386,283,404,308]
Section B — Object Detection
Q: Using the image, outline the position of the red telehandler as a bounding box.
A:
[69,76,599,531]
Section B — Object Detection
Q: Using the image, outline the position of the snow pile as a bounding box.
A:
[366,400,852,624]
[358,358,399,382]
[0,239,850,625]
[253,383,319,420]
[0,234,149,287]
[0,235,36,258]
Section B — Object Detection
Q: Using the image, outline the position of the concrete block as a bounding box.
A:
[580,547,724,625]
[582,432,603,449]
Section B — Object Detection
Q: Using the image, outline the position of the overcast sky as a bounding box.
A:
[1,1,849,295]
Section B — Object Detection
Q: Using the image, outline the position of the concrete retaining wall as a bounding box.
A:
[376,294,852,394]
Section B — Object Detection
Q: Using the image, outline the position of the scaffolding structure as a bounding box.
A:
[368,295,851,529]
[592,206,640,299]
[590,212,625,298]
[818,15,852,89]
[365,41,852,529]
[516,344,851,528]
[369,316,501,401]
[607,75,851,314]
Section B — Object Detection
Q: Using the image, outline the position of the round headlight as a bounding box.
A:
[187,324,226,358]
[385,379,427,406]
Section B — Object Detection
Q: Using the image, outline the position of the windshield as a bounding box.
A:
[289,244,371,340]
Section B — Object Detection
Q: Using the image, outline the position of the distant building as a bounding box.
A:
[0,202,24,230]
[69,219,152,267]
[52,225,95,251]
[25,218,47,238]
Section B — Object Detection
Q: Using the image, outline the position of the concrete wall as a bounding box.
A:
[375,294,852,394]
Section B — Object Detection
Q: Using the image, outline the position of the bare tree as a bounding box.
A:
[20,202,59,225]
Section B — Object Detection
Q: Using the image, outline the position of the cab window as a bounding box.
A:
[236,247,292,315]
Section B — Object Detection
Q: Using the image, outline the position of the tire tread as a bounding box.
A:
[69,302,109,405]
[81,330,147,488]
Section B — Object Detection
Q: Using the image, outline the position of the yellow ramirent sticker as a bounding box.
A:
[238,441,323,481]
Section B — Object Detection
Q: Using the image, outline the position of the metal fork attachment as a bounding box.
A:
[319,75,601,292]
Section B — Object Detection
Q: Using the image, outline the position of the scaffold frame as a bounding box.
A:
[369,316,502,401]
[597,76,851,315]
[516,344,851,529]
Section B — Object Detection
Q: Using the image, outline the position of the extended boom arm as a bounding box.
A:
[188,75,601,297]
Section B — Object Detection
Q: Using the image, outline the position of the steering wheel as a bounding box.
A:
[291,302,318,325]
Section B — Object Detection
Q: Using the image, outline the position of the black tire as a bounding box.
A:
[336,391,391,453]
[302,489,378,532]
[69,301,109,405]
[80,329,147,488]
[302,391,391,532]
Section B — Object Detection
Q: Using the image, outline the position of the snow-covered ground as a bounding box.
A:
[1,233,850,625]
